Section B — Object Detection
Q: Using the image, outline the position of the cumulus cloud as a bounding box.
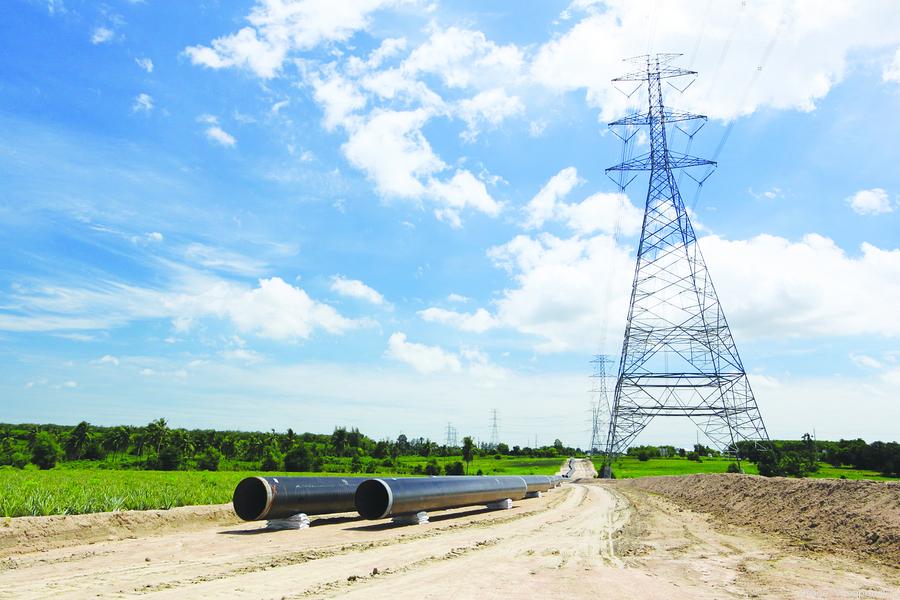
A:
[847,188,893,215]
[91,27,114,44]
[330,275,386,305]
[205,126,236,147]
[135,57,154,73]
[132,93,154,112]
[385,332,506,378]
[417,307,498,333]
[524,167,581,229]
[457,87,525,141]
[185,0,408,78]
[385,332,461,374]
[533,0,900,121]
[0,272,369,341]
[95,354,120,366]
[524,167,643,235]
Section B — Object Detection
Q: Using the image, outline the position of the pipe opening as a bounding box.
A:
[355,479,391,519]
[233,477,270,521]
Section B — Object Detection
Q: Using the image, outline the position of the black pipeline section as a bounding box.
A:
[355,476,529,520]
[232,476,368,521]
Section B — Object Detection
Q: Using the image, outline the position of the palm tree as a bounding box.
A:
[65,421,91,460]
[145,418,169,455]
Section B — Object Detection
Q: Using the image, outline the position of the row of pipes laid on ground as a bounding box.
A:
[232,474,566,527]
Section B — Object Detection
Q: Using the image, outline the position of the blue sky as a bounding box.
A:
[2,0,900,449]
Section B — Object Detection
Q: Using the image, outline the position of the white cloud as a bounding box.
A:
[883,47,900,82]
[132,93,154,112]
[342,108,441,198]
[702,234,900,339]
[271,99,290,114]
[385,332,461,374]
[427,170,501,227]
[850,353,883,369]
[461,226,900,353]
[524,167,581,229]
[847,188,893,215]
[222,348,265,364]
[447,293,470,303]
[487,232,634,353]
[402,26,524,89]
[205,126,236,147]
[99,355,119,366]
[185,0,407,78]
[146,232,163,242]
[384,332,506,379]
[91,27,114,44]
[418,307,499,333]
[311,70,367,131]
[523,167,642,235]
[532,0,900,121]
[560,191,644,236]
[457,87,525,141]
[330,275,386,305]
[0,272,369,341]
[184,243,265,276]
[135,57,154,73]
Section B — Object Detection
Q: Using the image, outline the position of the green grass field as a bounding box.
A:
[597,456,894,480]
[0,456,563,518]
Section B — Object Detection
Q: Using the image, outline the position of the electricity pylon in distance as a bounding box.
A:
[588,355,612,455]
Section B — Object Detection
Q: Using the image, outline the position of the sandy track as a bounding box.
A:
[1,479,897,599]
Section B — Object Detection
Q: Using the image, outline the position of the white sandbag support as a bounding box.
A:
[266,512,310,530]
[485,498,513,510]
[392,511,429,525]
[525,491,541,499]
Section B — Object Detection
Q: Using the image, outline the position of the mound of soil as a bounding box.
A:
[0,504,239,558]
[622,474,900,567]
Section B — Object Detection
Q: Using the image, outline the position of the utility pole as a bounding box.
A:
[602,54,769,477]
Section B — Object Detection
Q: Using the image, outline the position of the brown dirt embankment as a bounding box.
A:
[0,503,239,558]
[621,473,900,567]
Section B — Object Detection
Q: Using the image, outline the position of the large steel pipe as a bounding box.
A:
[355,476,528,519]
[233,476,368,521]
[518,475,553,493]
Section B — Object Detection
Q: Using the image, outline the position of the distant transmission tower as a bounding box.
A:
[489,409,499,448]
[588,355,612,454]
[602,54,769,476]
[445,422,458,447]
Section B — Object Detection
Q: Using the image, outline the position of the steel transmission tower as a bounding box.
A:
[588,355,612,454]
[445,422,458,447]
[489,409,500,448]
[602,54,769,473]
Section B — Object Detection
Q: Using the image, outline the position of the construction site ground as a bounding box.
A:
[1,461,897,599]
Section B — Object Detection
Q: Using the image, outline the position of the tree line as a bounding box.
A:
[0,420,581,474]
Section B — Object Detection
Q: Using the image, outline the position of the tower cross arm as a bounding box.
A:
[666,151,716,169]
[606,152,652,172]
[609,109,708,127]
[612,67,697,82]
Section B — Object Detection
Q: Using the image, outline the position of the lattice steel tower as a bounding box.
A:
[489,409,500,448]
[588,355,612,455]
[602,54,769,474]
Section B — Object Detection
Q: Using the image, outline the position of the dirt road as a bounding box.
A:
[1,475,897,599]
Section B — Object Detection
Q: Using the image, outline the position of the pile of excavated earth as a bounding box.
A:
[621,473,900,566]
